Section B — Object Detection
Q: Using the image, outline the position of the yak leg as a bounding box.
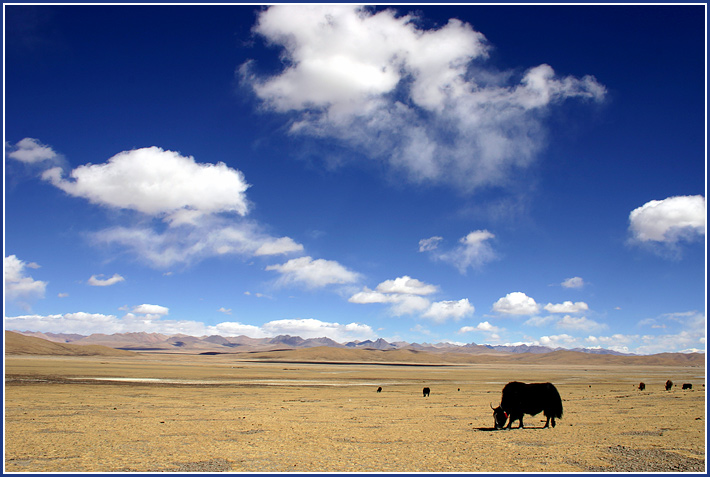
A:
[543,414,556,428]
[505,415,515,430]
[518,416,524,429]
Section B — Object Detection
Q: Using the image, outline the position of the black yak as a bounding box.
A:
[423,387,430,397]
[665,380,673,391]
[638,382,646,391]
[682,383,692,390]
[377,386,382,393]
[491,381,563,430]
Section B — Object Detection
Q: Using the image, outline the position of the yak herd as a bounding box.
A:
[374,378,697,430]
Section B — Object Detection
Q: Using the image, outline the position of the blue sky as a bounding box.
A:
[4,4,706,354]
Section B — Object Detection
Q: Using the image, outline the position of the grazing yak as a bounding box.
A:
[638,382,646,391]
[491,381,563,430]
[665,380,673,391]
[377,386,382,393]
[682,383,693,390]
[422,387,430,397]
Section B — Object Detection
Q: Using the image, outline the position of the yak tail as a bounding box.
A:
[547,383,564,419]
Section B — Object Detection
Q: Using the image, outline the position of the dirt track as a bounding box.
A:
[4,354,706,472]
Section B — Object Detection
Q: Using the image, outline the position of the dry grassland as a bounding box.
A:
[4,354,706,473]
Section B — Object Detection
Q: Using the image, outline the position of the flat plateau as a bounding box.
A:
[4,353,706,473]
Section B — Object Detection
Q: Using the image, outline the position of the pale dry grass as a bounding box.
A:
[4,354,706,472]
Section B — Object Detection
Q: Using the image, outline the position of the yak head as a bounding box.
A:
[491,403,508,429]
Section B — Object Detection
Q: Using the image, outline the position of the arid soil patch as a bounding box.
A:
[4,354,706,472]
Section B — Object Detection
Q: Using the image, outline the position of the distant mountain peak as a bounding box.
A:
[8,330,646,357]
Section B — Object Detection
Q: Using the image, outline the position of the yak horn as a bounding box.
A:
[490,402,495,410]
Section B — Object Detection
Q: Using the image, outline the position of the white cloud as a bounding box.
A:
[348,287,391,304]
[561,276,584,288]
[423,230,498,273]
[18,140,303,269]
[584,334,638,354]
[217,307,232,315]
[390,295,432,316]
[87,273,125,287]
[254,237,304,256]
[556,315,607,333]
[422,299,474,323]
[266,256,361,288]
[132,304,169,315]
[5,313,374,342]
[244,291,272,299]
[348,286,431,315]
[628,195,705,245]
[42,146,251,223]
[459,321,501,334]
[544,301,589,314]
[261,318,376,342]
[92,218,303,269]
[375,276,437,296]
[243,5,605,192]
[349,276,472,323]
[538,333,578,348]
[418,236,443,252]
[4,255,47,307]
[492,292,540,316]
[6,137,59,164]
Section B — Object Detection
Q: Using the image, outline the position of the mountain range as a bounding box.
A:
[11,330,636,356]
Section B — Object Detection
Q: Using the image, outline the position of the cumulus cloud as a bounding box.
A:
[266,256,361,288]
[628,195,705,249]
[492,292,540,316]
[87,273,125,287]
[561,276,584,289]
[459,321,502,340]
[390,295,432,316]
[375,276,438,296]
[422,230,498,273]
[4,255,47,307]
[242,5,605,192]
[460,321,500,334]
[537,333,578,348]
[18,141,304,268]
[261,318,376,342]
[349,275,472,323]
[42,146,251,222]
[254,237,305,256]
[4,313,375,342]
[132,304,169,315]
[544,301,589,314]
[555,315,607,333]
[217,307,232,315]
[6,137,60,164]
[422,299,474,323]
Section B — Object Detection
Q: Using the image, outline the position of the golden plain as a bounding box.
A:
[4,352,706,473]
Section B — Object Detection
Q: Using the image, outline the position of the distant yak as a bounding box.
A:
[423,387,430,397]
[665,380,673,391]
[638,382,646,391]
[682,383,692,390]
[492,381,563,430]
[377,386,382,393]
